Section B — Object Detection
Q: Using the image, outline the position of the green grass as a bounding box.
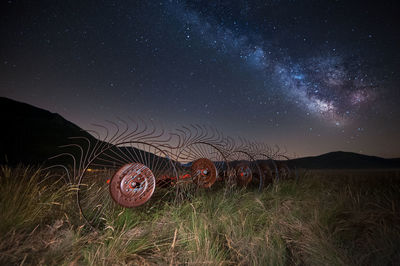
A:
[0,166,399,265]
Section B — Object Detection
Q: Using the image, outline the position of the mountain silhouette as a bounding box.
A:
[287,151,400,169]
[0,97,95,165]
[0,97,399,169]
[0,97,173,168]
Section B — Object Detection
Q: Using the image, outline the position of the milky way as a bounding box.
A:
[1,0,399,157]
[167,1,378,126]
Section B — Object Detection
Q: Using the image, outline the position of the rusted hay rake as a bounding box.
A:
[50,120,294,229]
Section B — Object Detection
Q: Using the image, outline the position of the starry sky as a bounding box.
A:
[1,0,399,158]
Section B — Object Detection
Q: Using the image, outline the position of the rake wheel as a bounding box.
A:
[77,141,176,230]
[254,154,279,186]
[175,141,228,188]
[191,158,217,188]
[235,162,252,186]
[228,150,263,189]
[109,163,155,208]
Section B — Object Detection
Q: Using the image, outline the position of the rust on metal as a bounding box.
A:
[109,163,155,207]
[235,162,252,186]
[191,158,217,188]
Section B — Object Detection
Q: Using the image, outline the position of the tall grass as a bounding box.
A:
[1,166,399,265]
[0,166,71,234]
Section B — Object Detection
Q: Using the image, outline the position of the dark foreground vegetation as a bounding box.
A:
[1,166,399,265]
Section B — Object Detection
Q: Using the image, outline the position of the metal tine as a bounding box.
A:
[121,118,148,141]
[168,132,184,149]
[41,163,71,184]
[89,124,113,155]
[223,136,236,157]
[201,125,219,144]
[47,152,76,183]
[188,124,201,144]
[119,117,141,140]
[251,141,280,183]
[174,129,187,148]
[91,123,110,144]
[39,164,71,185]
[104,120,121,144]
[195,124,210,143]
[236,136,248,152]
[181,126,193,146]
[184,125,196,144]
[117,118,144,142]
[98,148,131,166]
[211,126,222,144]
[164,132,183,164]
[136,119,157,141]
[146,120,170,143]
[68,136,93,180]
[272,145,280,158]
[190,124,203,144]
[68,135,96,183]
[134,118,156,141]
[105,141,136,165]
[58,143,83,182]
[83,129,102,162]
[198,125,212,143]
[113,117,130,144]
[135,119,171,146]
[218,135,230,151]
[141,122,172,147]
[176,128,187,146]
[197,124,209,141]
[87,125,113,153]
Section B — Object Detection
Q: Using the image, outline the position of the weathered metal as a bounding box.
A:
[109,163,155,207]
[48,119,292,230]
[191,158,217,188]
[235,162,252,186]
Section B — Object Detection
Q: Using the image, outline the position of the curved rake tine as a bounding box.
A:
[138,119,157,141]
[40,164,71,184]
[69,136,96,178]
[169,132,184,149]
[175,129,187,146]
[135,118,150,139]
[48,152,76,183]
[182,125,194,144]
[82,130,108,168]
[59,143,84,181]
[113,117,130,143]
[104,120,121,144]
[92,123,110,143]
[122,117,141,140]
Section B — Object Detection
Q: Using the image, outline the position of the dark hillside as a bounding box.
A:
[0,97,95,165]
[288,151,400,169]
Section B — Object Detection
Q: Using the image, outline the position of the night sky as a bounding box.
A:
[1,0,399,158]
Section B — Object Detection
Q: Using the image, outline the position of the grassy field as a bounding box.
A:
[1,166,399,265]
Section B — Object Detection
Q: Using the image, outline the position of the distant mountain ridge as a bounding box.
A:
[0,96,399,169]
[287,151,400,169]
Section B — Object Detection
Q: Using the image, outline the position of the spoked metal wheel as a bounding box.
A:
[109,162,156,207]
[191,158,217,188]
[254,154,279,186]
[175,142,228,188]
[77,141,176,230]
[228,151,263,190]
[235,162,253,186]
